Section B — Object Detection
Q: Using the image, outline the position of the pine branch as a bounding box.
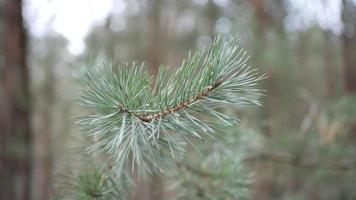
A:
[170,143,252,200]
[76,35,266,178]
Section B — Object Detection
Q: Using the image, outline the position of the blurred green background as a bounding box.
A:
[1,0,356,199]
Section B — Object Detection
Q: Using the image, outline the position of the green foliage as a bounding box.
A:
[69,169,108,200]
[169,142,253,200]
[76,36,264,179]
[55,167,129,200]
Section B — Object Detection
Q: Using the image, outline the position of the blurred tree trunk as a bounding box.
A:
[0,0,32,199]
[323,31,336,97]
[206,0,219,36]
[251,0,267,41]
[251,0,272,138]
[32,39,58,200]
[342,0,356,93]
[146,0,163,76]
[298,32,310,89]
[342,0,356,140]
[132,0,164,200]
[250,1,274,199]
[249,1,287,199]
[34,84,52,200]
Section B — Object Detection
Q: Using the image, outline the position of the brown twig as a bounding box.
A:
[117,82,222,123]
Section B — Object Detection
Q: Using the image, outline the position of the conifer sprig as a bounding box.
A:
[76,35,265,177]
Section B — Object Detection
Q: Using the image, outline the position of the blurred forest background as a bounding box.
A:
[1,0,356,199]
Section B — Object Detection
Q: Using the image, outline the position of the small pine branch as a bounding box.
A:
[170,143,253,200]
[55,167,129,200]
[76,35,266,178]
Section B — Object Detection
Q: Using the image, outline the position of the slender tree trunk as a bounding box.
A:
[251,0,267,41]
[32,39,57,200]
[342,0,356,140]
[342,0,356,93]
[249,1,287,199]
[206,0,219,36]
[132,0,164,199]
[33,100,52,200]
[342,36,356,92]
[0,0,32,199]
[146,0,163,76]
[323,31,336,97]
[250,1,274,199]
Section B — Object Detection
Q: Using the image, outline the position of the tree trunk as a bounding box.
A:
[206,0,219,36]
[0,0,32,199]
[323,31,336,97]
[249,1,286,199]
[132,0,164,199]
[146,0,163,76]
[32,38,59,200]
[251,0,267,40]
[342,0,356,93]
